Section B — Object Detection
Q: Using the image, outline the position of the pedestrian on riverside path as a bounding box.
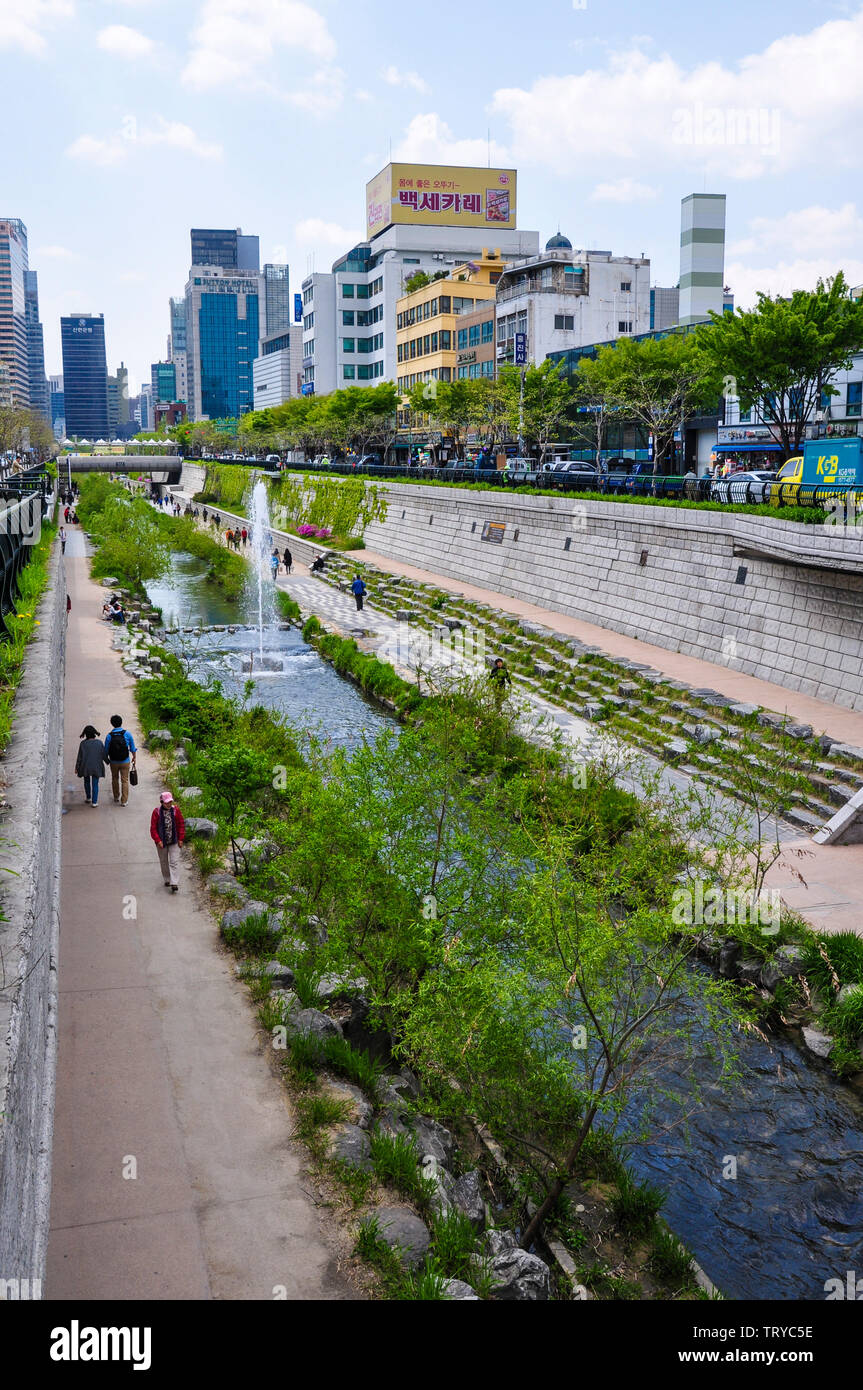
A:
[75,725,108,807]
[151,790,185,892]
[226,528,234,548]
[105,714,137,806]
[270,549,280,581]
[64,506,70,523]
[233,531,241,551]
[202,507,208,523]
[351,574,367,611]
[59,527,66,554]
[488,657,512,706]
[283,547,292,574]
[241,528,248,546]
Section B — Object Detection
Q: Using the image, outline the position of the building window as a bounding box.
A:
[554,314,574,330]
[440,330,451,350]
[404,257,420,263]
[342,284,355,298]
[848,382,862,417]
[618,320,633,332]
[439,295,451,313]
[343,364,355,379]
[343,338,355,352]
[457,328,467,351]
[431,332,438,352]
[343,311,355,326]
[441,367,452,382]
[481,319,494,343]
[620,281,632,292]
[430,299,438,317]
[468,324,480,347]
[357,284,369,299]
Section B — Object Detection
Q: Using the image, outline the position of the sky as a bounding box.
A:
[6,0,863,391]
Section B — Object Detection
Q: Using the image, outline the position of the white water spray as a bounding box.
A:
[246,480,277,666]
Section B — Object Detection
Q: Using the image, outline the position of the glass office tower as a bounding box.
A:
[61,313,109,437]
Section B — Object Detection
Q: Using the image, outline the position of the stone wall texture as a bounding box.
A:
[361,484,863,712]
[0,546,65,1286]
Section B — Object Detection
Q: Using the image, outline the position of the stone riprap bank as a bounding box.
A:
[359,483,863,713]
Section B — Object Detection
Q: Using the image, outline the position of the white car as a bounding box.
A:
[710,469,777,503]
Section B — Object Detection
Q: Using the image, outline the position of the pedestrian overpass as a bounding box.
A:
[64,454,183,484]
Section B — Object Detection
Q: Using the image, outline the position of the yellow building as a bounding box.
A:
[396,250,502,420]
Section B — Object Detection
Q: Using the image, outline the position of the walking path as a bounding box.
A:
[171,490,863,936]
[48,526,353,1301]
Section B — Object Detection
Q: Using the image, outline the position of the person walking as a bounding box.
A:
[59,526,67,554]
[351,574,367,611]
[241,528,248,546]
[66,593,71,620]
[226,528,234,548]
[105,714,137,805]
[64,506,70,523]
[488,657,512,705]
[202,507,208,523]
[151,790,185,892]
[75,725,106,806]
[270,549,280,581]
[283,546,292,574]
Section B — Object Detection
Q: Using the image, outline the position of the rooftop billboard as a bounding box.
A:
[366,163,517,240]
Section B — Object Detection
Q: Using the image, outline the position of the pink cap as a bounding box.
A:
[160,791,173,804]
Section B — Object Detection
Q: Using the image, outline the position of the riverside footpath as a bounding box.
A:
[47,526,352,1300]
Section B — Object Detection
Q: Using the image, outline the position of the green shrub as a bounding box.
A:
[610,1171,666,1236]
[222,909,276,955]
[428,1207,479,1281]
[319,1035,386,1097]
[369,1131,435,1209]
[803,932,863,994]
[649,1227,697,1287]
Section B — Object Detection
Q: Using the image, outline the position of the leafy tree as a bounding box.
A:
[499,360,573,462]
[407,379,477,460]
[696,271,863,458]
[203,739,279,874]
[90,492,172,588]
[577,333,718,476]
[404,269,448,295]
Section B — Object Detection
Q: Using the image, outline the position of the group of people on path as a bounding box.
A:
[74,716,185,890]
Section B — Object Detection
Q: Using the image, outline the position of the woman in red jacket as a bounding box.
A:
[150,791,185,892]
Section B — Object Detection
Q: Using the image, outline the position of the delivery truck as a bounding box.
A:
[771,436,863,503]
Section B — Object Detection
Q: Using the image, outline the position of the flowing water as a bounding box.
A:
[246,479,276,665]
[147,547,863,1301]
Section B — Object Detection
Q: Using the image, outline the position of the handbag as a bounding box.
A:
[129,768,138,787]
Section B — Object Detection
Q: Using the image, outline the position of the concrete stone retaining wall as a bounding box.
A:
[362,484,863,712]
[0,547,65,1288]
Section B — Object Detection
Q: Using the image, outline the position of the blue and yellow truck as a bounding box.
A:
[771,437,863,502]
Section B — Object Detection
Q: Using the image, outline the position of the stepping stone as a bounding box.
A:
[728,703,759,718]
[618,682,639,697]
[662,739,689,763]
[784,806,824,833]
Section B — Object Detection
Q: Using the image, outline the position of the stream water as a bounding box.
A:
[147,547,863,1302]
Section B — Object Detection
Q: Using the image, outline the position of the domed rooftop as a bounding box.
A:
[545,232,573,250]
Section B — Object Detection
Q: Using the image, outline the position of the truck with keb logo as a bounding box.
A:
[770,436,863,503]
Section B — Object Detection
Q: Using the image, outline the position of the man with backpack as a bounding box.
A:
[105,714,137,806]
[351,574,367,611]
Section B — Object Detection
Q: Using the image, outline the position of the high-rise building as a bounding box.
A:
[107,362,130,436]
[184,267,261,420]
[190,227,260,274]
[263,264,291,340]
[24,270,49,420]
[136,383,153,431]
[252,324,303,409]
[151,360,177,405]
[169,297,187,402]
[49,374,65,439]
[678,194,726,326]
[0,218,31,407]
[60,313,109,438]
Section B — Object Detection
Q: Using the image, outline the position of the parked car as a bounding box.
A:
[711,469,777,503]
[265,454,281,464]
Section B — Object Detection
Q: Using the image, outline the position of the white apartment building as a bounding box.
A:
[495,235,651,368]
[301,222,539,395]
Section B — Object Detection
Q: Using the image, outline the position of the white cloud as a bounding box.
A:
[354,89,373,103]
[0,0,74,55]
[67,117,222,165]
[727,257,863,312]
[295,217,362,249]
[589,177,658,203]
[183,0,336,91]
[491,10,863,179]
[381,65,429,94]
[393,113,511,166]
[284,65,344,116]
[33,245,79,261]
[729,203,863,259]
[97,24,157,58]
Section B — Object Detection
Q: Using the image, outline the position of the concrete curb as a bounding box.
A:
[0,545,65,1291]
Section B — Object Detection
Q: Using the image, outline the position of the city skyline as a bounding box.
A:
[7,0,863,389]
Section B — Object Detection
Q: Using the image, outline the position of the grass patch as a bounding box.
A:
[649,1227,697,1289]
[320,1034,386,1097]
[427,1207,479,1281]
[369,1130,435,1210]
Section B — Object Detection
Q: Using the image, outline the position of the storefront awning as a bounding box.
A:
[713,441,782,452]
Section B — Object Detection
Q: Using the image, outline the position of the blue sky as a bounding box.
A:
[6,0,863,390]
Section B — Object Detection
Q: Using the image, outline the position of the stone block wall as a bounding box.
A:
[363,485,863,712]
[0,547,65,1286]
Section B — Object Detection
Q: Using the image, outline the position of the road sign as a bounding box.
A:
[514,333,527,366]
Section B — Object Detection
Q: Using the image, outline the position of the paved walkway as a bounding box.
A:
[48,526,353,1301]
